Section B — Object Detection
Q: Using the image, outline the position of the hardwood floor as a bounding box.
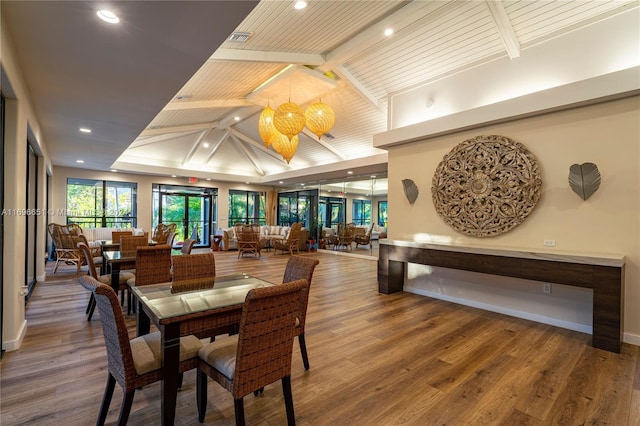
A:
[1,249,638,425]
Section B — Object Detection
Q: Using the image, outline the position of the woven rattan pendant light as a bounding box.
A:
[258,105,276,148]
[273,101,306,141]
[305,100,335,139]
[271,133,299,164]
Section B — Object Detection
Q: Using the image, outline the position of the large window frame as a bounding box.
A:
[229,190,265,225]
[378,201,388,227]
[153,184,216,246]
[352,199,371,226]
[66,178,137,228]
[279,189,319,239]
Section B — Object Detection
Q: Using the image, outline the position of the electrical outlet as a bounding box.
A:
[544,239,556,247]
[543,283,552,294]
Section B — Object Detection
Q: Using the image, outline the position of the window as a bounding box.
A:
[378,201,388,227]
[66,179,137,228]
[229,190,265,225]
[352,199,371,225]
[278,190,316,229]
[153,184,216,246]
[318,196,345,229]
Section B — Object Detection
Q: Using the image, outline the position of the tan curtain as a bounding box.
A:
[265,189,278,225]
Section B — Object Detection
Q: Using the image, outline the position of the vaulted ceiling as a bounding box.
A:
[2,0,637,187]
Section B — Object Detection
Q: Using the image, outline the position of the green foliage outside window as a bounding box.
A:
[352,199,371,225]
[66,178,136,228]
[378,201,388,227]
[229,190,265,225]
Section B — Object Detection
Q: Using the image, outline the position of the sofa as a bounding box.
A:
[77,226,147,250]
[219,225,309,252]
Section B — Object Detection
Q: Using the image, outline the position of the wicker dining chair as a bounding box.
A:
[237,224,261,258]
[119,235,149,252]
[77,242,134,321]
[111,230,133,244]
[282,256,320,370]
[171,252,216,293]
[181,238,196,254]
[273,222,302,256]
[196,279,307,425]
[48,223,84,273]
[152,223,177,244]
[126,245,172,288]
[78,275,203,426]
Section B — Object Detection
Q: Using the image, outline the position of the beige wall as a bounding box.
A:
[387,96,640,344]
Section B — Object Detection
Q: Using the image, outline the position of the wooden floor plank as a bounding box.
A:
[0,249,637,425]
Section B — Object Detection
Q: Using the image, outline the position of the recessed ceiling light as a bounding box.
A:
[347,171,353,175]
[97,10,119,24]
[171,175,177,178]
[79,127,91,133]
[384,28,394,36]
[294,1,307,10]
[234,116,241,121]
[202,142,210,148]
[111,169,117,172]
[279,181,284,184]
[206,178,212,181]
[76,160,84,164]
[371,175,377,178]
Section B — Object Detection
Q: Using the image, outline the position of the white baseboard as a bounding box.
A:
[623,332,640,347]
[2,319,27,352]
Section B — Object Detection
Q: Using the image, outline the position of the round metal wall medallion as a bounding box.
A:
[431,135,542,237]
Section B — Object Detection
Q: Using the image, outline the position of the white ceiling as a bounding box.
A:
[2,0,637,188]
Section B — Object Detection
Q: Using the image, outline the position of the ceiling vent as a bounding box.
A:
[228,32,252,42]
[323,133,335,140]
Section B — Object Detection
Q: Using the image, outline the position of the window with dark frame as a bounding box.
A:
[352,199,371,226]
[229,190,265,225]
[66,178,137,228]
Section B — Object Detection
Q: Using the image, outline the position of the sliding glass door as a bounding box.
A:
[153,184,216,247]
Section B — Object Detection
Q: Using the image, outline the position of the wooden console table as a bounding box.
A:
[378,239,625,353]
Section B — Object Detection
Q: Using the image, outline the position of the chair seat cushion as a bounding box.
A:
[98,271,135,286]
[130,331,203,375]
[198,335,238,380]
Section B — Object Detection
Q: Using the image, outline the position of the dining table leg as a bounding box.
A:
[161,323,181,426]
[136,300,150,336]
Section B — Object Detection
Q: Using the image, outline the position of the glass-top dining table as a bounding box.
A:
[130,274,275,426]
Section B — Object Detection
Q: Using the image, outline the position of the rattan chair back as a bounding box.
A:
[152,223,177,244]
[282,255,319,370]
[181,238,196,254]
[171,252,216,293]
[48,223,83,273]
[273,222,302,255]
[79,275,201,425]
[119,235,148,252]
[111,230,133,244]
[134,244,172,286]
[196,279,307,424]
[78,242,100,279]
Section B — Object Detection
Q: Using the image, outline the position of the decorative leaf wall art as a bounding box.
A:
[402,179,419,204]
[568,162,601,200]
